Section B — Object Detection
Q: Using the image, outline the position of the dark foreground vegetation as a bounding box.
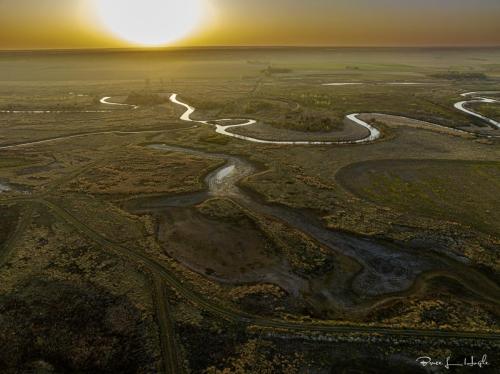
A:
[0,279,156,373]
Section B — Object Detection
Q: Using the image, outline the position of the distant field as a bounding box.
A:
[1,47,499,137]
[336,159,500,235]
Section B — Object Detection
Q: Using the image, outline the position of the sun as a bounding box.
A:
[93,0,203,46]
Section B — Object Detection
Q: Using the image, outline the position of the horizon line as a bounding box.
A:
[1,45,500,53]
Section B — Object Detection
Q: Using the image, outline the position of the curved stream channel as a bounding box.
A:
[1,91,497,151]
[126,144,500,315]
[169,90,500,143]
[169,95,382,144]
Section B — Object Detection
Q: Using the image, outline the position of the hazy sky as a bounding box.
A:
[1,0,500,49]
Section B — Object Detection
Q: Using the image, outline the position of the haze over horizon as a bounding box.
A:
[1,0,500,50]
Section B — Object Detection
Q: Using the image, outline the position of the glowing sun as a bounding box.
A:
[94,0,203,46]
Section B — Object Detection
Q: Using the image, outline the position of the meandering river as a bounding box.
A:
[169,93,381,145]
[169,90,499,144]
[1,90,498,149]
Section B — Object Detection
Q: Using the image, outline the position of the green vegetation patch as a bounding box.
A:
[429,71,489,81]
[336,159,500,235]
[262,66,293,75]
[270,109,342,132]
[472,103,500,122]
[199,133,231,145]
[125,90,168,106]
[197,198,248,222]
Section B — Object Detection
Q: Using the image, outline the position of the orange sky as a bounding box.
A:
[1,0,499,49]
